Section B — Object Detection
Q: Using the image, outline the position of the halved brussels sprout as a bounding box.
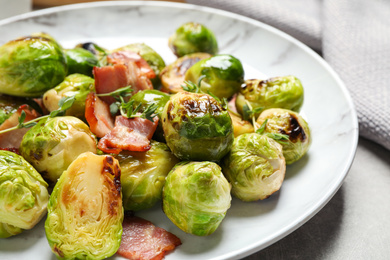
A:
[0,35,67,97]
[228,110,254,137]
[163,161,231,236]
[169,22,218,57]
[117,140,179,211]
[236,76,304,117]
[184,54,244,99]
[43,74,95,119]
[0,150,49,238]
[161,91,234,161]
[113,43,166,88]
[19,116,97,186]
[160,52,212,93]
[256,108,311,164]
[221,133,286,201]
[45,152,123,259]
[0,223,23,238]
[129,89,171,142]
[65,48,99,77]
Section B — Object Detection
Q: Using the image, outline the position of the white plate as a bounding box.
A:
[0,2,358,260]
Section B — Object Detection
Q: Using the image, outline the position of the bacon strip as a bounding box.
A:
[117,216,181,260]
[85,92,115,138]
[0,105,39,149]
[108,51,156,79]
[94,51,154,105]
[97,116,158,154]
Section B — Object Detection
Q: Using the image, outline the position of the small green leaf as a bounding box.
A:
[266,133,289,145]
[181,80,200,93]
[18,111,26,127]
[256,119,268,135]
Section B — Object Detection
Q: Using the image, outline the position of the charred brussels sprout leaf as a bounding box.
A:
[0,36,67,97]
[45,152,123,259]
[256,108,311,164]
[160,52,212,93]
[19,116,97,186]
[169,22,218,57]
[163,161,231,236]
[221,133,286,201]
[184,54,244,99]
[0,150,49,238]
[162,92,234,161]
[236,76,304,117]
[113,43,166,88]
[65,48,99,77]
[117,141,179,211]
[43,73,95,119]
[129,90,171,142]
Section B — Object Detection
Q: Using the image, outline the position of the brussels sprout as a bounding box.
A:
[169,22,218,57]
[114,43,166,88]
[161,91,234,161]
[184,54,244,99]
[117,141,179,211]
[256,108,311,164]
[129,89,171,142]
[43,74,95,119]
[0,150,49,238]
[76,42,108,62]
[45,152,123,259]
[236,76,304,117]
[228,110,254,137]
[65,48,99,77]
[163,161,231,236]
[221,133,286,201]
[0,223,23,238]
[160,52,212,93]
[0,35,67,97]
[20,116,97,186]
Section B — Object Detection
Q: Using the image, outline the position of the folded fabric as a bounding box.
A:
[186,0,390,150]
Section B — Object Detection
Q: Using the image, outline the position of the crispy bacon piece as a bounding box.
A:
[98,116,159,154]
[94,51,154,104]
[85,92,115,138]
[108,51,156,79]
[117,216,181,260]
[0,105,39,149]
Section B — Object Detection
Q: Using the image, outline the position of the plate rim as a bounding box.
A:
[0,1,359,259]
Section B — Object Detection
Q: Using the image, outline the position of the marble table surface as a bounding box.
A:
[245,137,390,260]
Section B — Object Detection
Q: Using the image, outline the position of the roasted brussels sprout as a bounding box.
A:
[117,141,179,211]
[256,108,311,164]
[221,133,286,201]
[129,89,171,142]
[19,116,97,186]
[160,52,212,93]
[162,91,234,161]
[43,74,95,119]
[163,161,231,236]
[169,22,218,57]
[228,110,254,137]
[184,54,244,99]
[236,76,304,117]
[0,150,49,238]
[114,43,166,88]
[65,48,99,77]
[0,35,67,97]
[45,152,123,259]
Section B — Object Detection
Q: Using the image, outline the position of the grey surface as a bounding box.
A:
[244,137,390,259]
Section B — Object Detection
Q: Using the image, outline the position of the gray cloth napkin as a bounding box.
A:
[186,0,390,150]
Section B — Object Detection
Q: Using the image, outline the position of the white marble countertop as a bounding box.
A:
[245,137,390,259]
